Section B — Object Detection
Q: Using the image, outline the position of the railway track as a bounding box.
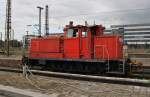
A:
[132,66,150,79]
[0,66,150,87]
[0,85,50,97]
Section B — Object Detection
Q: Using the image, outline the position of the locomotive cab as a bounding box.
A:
[62,22,127,74]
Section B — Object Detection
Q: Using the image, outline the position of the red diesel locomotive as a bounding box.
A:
[23,22,136,75]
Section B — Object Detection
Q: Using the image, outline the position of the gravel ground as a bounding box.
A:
[0,71,149,97]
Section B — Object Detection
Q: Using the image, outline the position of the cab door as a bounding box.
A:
[81,31,91,59]
[64,29,80,59]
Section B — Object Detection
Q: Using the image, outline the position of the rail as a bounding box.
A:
[0,67,149,87]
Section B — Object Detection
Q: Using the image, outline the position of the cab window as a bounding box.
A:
[67,29,78,38]
[82,32,88,37]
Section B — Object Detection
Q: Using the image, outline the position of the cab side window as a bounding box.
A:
[67,29,78,38]
[82,32,88,37]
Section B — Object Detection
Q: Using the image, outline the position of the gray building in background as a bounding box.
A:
[109,23,150,48]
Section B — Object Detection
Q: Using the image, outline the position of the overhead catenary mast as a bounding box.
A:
[5,0,11,56]
[45,5,49,35]
[37,6,44,37]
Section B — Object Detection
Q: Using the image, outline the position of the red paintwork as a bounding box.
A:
[81,38,91,59]
[64,38,80,58]
[94,35,123,60]
[29,36,63,58]
[29,23,123,61]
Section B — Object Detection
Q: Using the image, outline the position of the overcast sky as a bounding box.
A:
[0,0,150,40]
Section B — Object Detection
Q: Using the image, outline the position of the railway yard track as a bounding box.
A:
[0,66,150,87]
[0,58,149,87]
[0,58,149,97]
[0,69,149,97]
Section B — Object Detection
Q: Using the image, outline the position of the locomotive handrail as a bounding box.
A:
[104,46,110,72]
[94,45,110,72]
